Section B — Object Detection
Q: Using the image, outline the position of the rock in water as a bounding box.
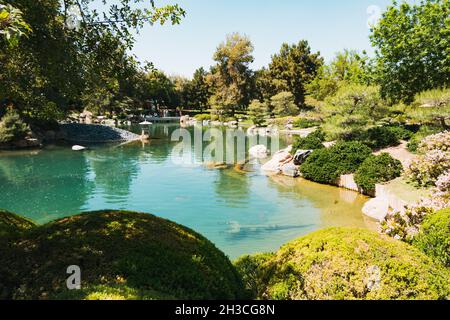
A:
[249,145,268,159]
[282,162,300,177]
[72,145,86,151]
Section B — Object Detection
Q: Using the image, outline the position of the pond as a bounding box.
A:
[0,124,375,259]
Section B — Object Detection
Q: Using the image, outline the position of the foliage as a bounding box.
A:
[384,125,414,141]
[291,130,325,154]
[268,40,323,107]
[270,92,299,117]
[208,33,254,119]
[0,108,29,143]
[0,210,35,239]
[306,50,373,101]
[407,126,441,152]
[194,113,211,122]
[300,141,372,184]
[0,210,246,300]
[370,0,450,103]
[411,88,450,129]
[293,118,320,129]
[357,126,400,149]
[233,253,274,299]
[241,228,450,300]
[0,0,185,121]
[354,153,403,193]
[321,84,388,140]
[407,132,450,187]
[188,68,211,112]
[0,3,31,47]
[413,208,450,268]
[247,100,269,126]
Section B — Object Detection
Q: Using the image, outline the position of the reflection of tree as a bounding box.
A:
[0,150,94,222]
[88,145,141,198]
[214,169,251,208]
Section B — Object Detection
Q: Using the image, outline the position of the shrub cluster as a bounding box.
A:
[291,130,325,154]
[356,126,400,149]
[413,208,450,268]
[300,141,372,184]
[354,153,403,193]
[234,228,450,300]
[194,114,211,121]
[293,118,320,129]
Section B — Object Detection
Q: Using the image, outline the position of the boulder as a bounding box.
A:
[72,145,86,151]
[293,150,313,165]
[281,162,300,177]
[261,147,293,173]
[362,197,390,221]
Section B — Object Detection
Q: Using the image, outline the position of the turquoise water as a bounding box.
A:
[0,124,374,258]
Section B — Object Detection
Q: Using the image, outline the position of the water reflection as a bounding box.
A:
[0,148,94,223]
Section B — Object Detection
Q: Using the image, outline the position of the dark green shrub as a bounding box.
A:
[0,210,35,239]
[413,208,450,268]
[0,109,30,143]
[241,228,450,300]
[300,141,372,184]
[1,210,246,300]
[355,153,403,193]
[291,130,325,153]
[385,125,414,141]
[293,118,320,129]
[358,126,400,149]
[234,253,274,299]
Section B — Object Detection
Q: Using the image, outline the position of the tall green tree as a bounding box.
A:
[271,91,299,117]
[370,0,450,103]
[268,40,323,108]
[189,67,211,112]
[247,99,269,126]
[208,33,254,119]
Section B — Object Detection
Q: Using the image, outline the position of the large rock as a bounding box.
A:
[261,147,293,173]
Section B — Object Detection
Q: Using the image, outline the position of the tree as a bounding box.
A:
[0,3,31,47]
[0,107,29,143]
[208,33,254,119]
[412,88,450,129]
[370,0,450,103]
[0,0,185,121]
[270,92,299,117]
[189,68,211,112]
[268,40,323,108]
[247,100,269,126]
[306,50,374,101]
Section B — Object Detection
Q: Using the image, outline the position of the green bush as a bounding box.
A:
[385,125,414,141]
[234,253,274,299]
[357,126,400,149]
[194,114,211,121]
[0,210,35,239]
[0,210,246,300]
[355,153,403,193]
[413,208,450,268]
[0,109,30,143]
[247,100,269,126]
[241,228,450,300]
[300,141,372,184]
[291,130,325,153]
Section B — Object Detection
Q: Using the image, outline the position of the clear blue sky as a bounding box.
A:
[129,0,417,77]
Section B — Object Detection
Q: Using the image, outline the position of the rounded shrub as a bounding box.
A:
[413,208,450,268]
[300,141,372,184]
[246,228,450,300]
[0,210,35,239]
[2,210,246,300]
[355,153,403,193]
[234,253,274,299]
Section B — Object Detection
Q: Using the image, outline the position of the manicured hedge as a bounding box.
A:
[357,126,400,150]
[300,141,372,184]
[355,153,403,193]
[0,210,246,300]
[235,228,450,300]
[413,208,450,268]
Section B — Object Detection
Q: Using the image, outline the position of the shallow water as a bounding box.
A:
[0,124,375,258]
